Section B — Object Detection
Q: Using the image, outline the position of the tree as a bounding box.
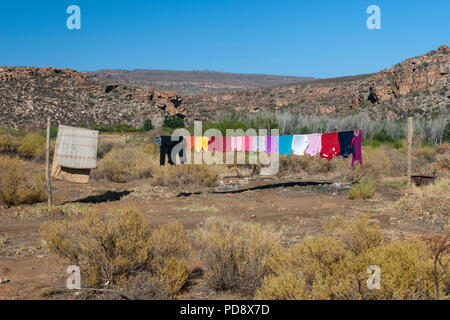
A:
[141,118,154,131]
[163,115,185,129]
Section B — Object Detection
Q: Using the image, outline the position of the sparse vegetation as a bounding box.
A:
[348,182,376,200]
[0,155,47,205]
[40,207,189,299]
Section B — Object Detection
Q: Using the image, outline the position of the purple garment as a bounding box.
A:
[266,136,278,154]
[351,130,363,166]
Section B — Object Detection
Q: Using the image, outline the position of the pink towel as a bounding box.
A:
[305,133,322,157]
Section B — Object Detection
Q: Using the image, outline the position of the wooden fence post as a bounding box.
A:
[407,117,413,188]
[46,117,53,207]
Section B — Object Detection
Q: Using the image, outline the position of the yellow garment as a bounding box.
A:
[194,137,209,152]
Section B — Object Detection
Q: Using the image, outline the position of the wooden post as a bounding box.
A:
[46,117,53,207]
[407,117,413,188]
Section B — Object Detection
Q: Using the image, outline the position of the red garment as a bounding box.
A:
[320,132,340,161]
[186,136,194,150]
[208,137,231,152]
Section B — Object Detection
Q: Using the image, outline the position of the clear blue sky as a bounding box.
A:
[0,0,448,78]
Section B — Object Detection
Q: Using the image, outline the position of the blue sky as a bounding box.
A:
[0,0,448,78]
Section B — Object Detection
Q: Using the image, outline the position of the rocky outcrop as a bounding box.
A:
[0,67,184,129]
[182,45,449,121]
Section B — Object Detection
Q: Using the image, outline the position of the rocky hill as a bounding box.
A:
[84,69,314,96]
[0,67,184,129]
[183,45,449,121]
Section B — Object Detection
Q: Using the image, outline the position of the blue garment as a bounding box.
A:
[338,131,354,158]
[278,135,293,155]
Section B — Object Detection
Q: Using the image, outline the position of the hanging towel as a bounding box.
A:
[253,136,266,152]
[236,136,245,151]
[320,132,340,161]
[305,134,322,157]
[244,136,253,151]
[159,136,186,166]
[194,137,209,152]
[291,135,309,156]
[278,135,294,156]
[351,130,363,166]
[266,136,278,154]
[338,131,354,158]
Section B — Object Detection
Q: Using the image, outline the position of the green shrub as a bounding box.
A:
[141,118,154,131]
[348,183,376,200]
[163,115,185,129]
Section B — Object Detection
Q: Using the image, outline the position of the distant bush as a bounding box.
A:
[152,164,218,189]
[140,118,154,131]
[95,146,157,183]
[163,116,185,129]
[39,127,58,140]
[348,182,376,200]
[0,134,18,154]
[194,217,282,297]
[17,133,46,158]
[40,207,189,298]
[0,155,47,206]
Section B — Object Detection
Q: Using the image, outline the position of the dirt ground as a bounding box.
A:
[0,168,443,300]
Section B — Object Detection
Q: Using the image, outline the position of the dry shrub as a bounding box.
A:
[194,217,282,297]
[17,133,46,158]
[255,215,447,300]
[278,155,335,177]
[40,207,189,298]
[153,164,218,189]
[0,134,18,154]
[390,179,449,225]
[0,155,47,205]
[349,146,392,182]
[347,182,376,200]
[94,146,158,183]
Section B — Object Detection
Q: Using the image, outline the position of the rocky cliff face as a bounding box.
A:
[0,67,184,129]
[182,45,449,121]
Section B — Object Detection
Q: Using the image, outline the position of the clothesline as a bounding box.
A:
[157,130,363,167]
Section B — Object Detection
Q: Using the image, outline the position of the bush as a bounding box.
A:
[194,217,282,297]
[349,146,392,182]
[40,207,189,298]
[17,133,46,158]
[163,116,185,129]
[255,215,447,300]
[0,155,47,206]
[94,146,157,183]
[0,133,18,154]
[141,118,154,132]
[152,164,218,189]
[348,183,376,200]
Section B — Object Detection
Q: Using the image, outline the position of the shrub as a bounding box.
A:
[349,146,392,182]
[40,207,189,298]
[348,183,376,200]
[0,155,47,205]
[94,146,157,182]
[389,179,449,224]
[17,133,46,158]
[0,133,18,154]
[194,217,282,297]
[163,115,185,129]
[152,164,218,189]
[140,118,154,131]
[255,215,446,300]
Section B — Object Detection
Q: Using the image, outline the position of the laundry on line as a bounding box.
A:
[156,130,363,167]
